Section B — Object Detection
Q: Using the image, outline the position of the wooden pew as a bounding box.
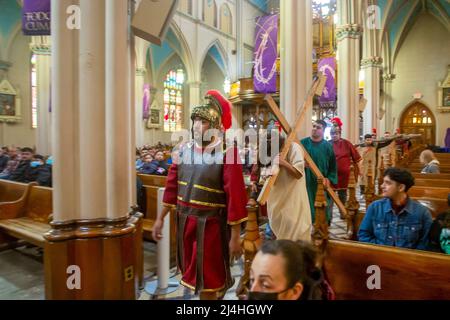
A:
[0,185,52,247]
[408,186,450,200]
[0,180,30,203]
[407,164,450,173]
[414,178,450,188]
[139,174,177,260]
[324,239,450,299]
[414,198,448,218]
[137,174,167,188]
[413,173,450,180]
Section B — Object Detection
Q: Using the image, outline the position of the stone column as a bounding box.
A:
[78,0,107,220]
[188,81,201,130]
[280,0,313,138]
[337,0,363,142]
[236,0,244,79]
[362,56,382,136]
[46,0,141,300]
[134,36,148,148]
[50,0,79,223]
[105,0,132,219]
[32,38,52,156]
[135,67,146,148]
[188,81,201,107]
[382,73,396,133]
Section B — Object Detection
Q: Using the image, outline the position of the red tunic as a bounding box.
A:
[162,146,248,292]
[331,139,362,190]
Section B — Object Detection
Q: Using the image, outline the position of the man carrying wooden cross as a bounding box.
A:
[301,119,338,224]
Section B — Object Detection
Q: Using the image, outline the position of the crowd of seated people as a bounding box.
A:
[136,143,172,176]
[0,146,52,187]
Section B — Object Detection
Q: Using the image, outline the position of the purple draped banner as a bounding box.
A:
[253,14,279,94]
[318,57,337,105]
[142,84,150,120]
[22,0,51,36]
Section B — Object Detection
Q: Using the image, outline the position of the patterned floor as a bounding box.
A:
[0,190,368,300]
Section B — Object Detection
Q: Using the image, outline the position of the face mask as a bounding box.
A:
[440,228,450,254]
[247,287,290,301]
[46,158,53,166]
[30,161,42,168]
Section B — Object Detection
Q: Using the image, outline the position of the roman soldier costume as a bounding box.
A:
[162,90,248,294]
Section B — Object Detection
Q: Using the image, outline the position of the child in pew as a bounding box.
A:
[247,240,334,300]
[428,194,450,254]
[358,167,433,250]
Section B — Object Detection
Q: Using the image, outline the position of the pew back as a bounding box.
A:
[413,173,450,180]
[414,179,450,188]
[325,240,450,299]
[408,186,450,199]
[0,180,28,202]
[137,174,167,188]
[25,186,53,223]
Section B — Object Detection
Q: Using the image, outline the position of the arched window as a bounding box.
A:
[31,54,38,129]
[179,0,193,15]
[163,69,185,132]
[219,4,232,34]
[203,0,217,28]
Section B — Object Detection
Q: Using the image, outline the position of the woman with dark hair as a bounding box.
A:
[248,240,333,300]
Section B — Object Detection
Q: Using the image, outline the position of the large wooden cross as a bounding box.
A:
[257,75,347,216]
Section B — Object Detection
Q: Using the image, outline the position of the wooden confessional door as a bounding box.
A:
[400,102,436,146]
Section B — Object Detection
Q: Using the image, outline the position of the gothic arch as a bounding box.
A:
[168,22,196,82]
[199,40,229,77]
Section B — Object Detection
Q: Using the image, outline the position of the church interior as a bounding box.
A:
[0,0,449,301]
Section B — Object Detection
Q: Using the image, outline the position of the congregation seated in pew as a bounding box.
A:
[358,167,433,250]
[0,146,53,187]
[137,149,169,176]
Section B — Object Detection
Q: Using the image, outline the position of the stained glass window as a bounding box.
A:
[312,0,337,20]
[31,54,38,129]
[163,69,184,132]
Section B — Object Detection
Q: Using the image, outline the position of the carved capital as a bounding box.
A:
[30,43,51,55]
[0,60,12,71]
[136,67,146,76]
[361,56,383,68]
[383,73,396,81]
[336,24,363,41]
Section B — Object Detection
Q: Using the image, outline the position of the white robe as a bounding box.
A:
[267,142,312,242]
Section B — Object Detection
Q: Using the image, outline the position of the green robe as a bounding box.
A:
[300,137,338,223]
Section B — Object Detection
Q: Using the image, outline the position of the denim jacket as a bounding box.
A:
[358,197,433,250]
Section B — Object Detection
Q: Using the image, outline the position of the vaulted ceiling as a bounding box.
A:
[378,0,450,68]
